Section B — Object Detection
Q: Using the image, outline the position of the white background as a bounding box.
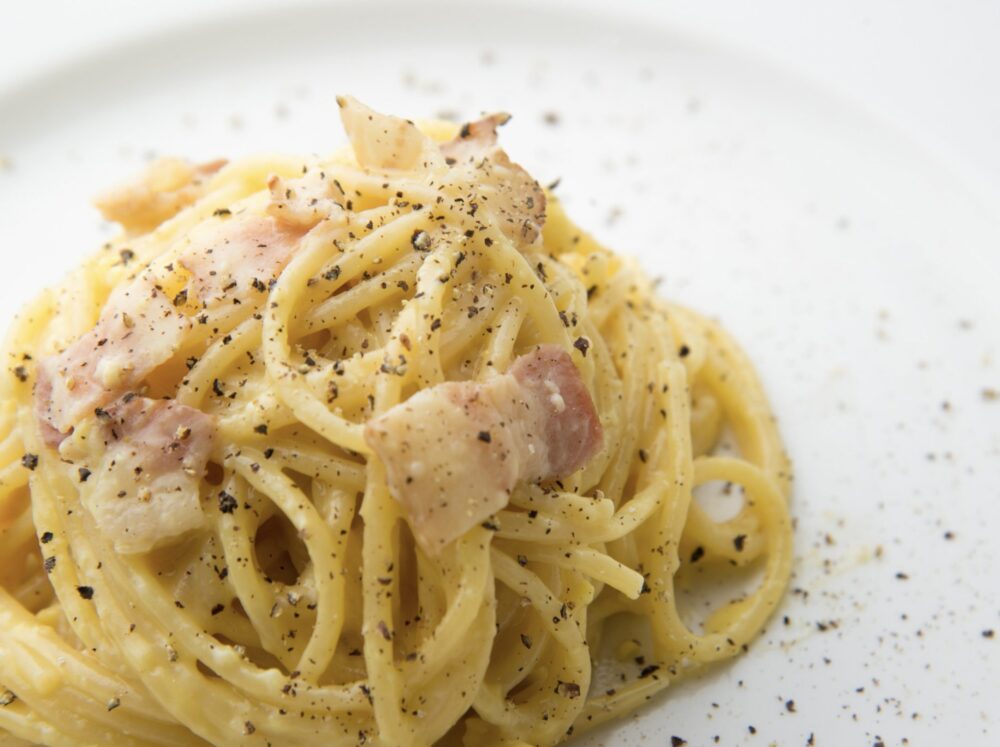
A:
[1,3,998,746]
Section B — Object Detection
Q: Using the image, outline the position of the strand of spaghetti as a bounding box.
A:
[593,312,648,507]
[477,226,571,352]
[478,550,591,745]
[400,534,492,685]
[263,215,429,455]
[680,501,764,564]
[0,639,193,747]
[495,476,666,545]
[689,387,723,457]
[229,450,344,681]
[507,484,615,525]
[474,296,524,378]
[359,460,407,744]
[299,251,422,334]
[674,306,792,494]
[288,203,428,299]
[405,231,465,387]
[479,601,548,695]
[574,673,672,735]
[693,456,793,635]
[175,316,260,407]
[0,696,75,747]
[496,541,644,600]
[253,442,366,491]
[212,475,291,667]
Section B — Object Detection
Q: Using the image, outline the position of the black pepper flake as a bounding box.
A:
[639,664,659,678]
[459,122,472,138]
[556,681,581,699]
[119,249,135,265]
[520,633,533,649]
[77,585,95,600]
[517,554,528,566]
[79,467,92,483]
[895,572,909,580]
[733,534,747,552]
[678,344,691,358]
[44,556,56,573]
[638,449,648,463]
[411,229,431,252]
[244,721,256,735]
[254,424,268,435]
[430,318,442,332]
[40,531,53,543]
[21,453,38,471]
[477,430,492,443]
[172,289,188,307]
[481,520,499,531]
[213,208,232,217]
[983,629,995,639]
[212,379,225,397]
[13,366,28,382]
[377,620,392,640]
[573,337,590,357]
[671,739,687,747]
[324,265,342,282]
[218,491,238,514]
[690,546,705,563]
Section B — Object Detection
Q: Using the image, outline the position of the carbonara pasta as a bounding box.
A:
[0,98,793,746]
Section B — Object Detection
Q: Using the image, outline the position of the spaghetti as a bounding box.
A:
[0,97,793,746]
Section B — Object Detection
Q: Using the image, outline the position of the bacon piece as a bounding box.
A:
[35,281,190,444]
[364,345,603,553]
[178,214,304,303]
[441,114,546,246]
[265,173,349,230]
[35,215,302,446]
[334,98,544,246]
[73,397,215,553]
[95,157,227,235]
[438,113,511,165]
[507,344,604,479]
[336,96,441,171]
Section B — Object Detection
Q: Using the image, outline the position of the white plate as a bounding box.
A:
[2,2,998,745]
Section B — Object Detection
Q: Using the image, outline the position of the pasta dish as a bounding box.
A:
[0,98,793,746]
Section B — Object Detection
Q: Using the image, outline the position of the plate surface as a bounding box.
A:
[1,2,998,745]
